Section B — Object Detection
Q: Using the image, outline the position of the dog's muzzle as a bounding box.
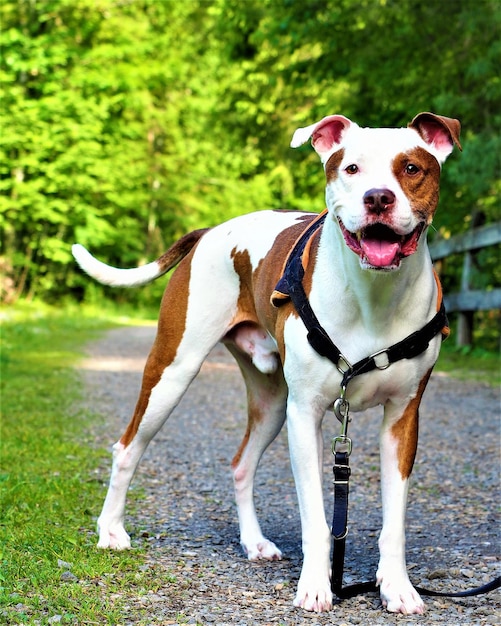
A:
[338,219,425,270]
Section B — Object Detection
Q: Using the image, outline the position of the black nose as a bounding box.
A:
[363,188,396,213]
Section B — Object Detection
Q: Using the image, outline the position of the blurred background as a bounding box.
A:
[1,0,499,347]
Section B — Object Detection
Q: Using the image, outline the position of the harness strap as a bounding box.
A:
[338,300,448,389]
[273,212,449,381]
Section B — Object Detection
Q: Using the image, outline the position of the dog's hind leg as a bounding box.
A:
[97,252,238,549]
[96,345,206,549]
[225,339,288,561]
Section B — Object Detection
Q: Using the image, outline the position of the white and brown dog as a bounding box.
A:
[73,112,461,614]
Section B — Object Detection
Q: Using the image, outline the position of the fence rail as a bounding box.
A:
[429,220,501,346]
[429,221,501,260]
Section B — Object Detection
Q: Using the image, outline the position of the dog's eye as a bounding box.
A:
[405,163,420,175]
[345,164,359,174]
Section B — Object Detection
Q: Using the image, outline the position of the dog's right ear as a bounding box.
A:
[291,115,354,162]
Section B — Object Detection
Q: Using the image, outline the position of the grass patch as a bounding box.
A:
[0,303,171,625]
[435,340,500,386]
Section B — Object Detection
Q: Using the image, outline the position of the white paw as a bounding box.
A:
[97,524,131,550]
[293,574,333,612]
[243,539,282,561]
[377,571,425,615]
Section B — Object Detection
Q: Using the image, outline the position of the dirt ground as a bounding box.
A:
[79,325,500,626]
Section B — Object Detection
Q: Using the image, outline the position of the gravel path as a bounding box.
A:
[79,325,500,626]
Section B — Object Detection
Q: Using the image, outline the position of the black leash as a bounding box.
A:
[272,213,501,602]
[331,445,501,600]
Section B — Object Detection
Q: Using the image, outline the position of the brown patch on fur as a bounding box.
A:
[230,373,273,467]
[157,229,210,273]
[231,369,286,468]
[300,228,321,301]
[232,425,251,469]
[392,148,441,223]
[325,148,345,183]
[230,248,260,326]
[227,342,287,467]
[254,215,320,356]
[227,214,322,363]
[120,252,195,447]
[391,368,433,478]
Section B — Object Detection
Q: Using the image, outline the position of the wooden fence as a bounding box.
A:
[429,219,501,346]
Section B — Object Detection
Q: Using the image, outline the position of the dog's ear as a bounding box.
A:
[291,115,354,161]
[409,113,462,162]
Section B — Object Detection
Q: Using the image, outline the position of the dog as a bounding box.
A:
[73,112,461,614]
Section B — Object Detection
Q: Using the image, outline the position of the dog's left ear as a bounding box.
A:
[291,115,355,162]
[409,113,462,162]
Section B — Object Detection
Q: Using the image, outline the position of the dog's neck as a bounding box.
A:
[313,215,437,334]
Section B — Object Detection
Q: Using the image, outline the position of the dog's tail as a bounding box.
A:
[72,229,210,287]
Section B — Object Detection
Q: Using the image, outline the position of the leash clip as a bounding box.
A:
[332,435,352,457]
[332,388,352,456]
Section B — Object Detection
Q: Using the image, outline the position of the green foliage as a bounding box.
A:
[436,330,500,385]
[1,0,499,322]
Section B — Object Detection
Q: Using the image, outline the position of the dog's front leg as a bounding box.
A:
[287,398,332,613]
[377,373,432,615]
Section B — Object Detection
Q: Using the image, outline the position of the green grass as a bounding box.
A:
[0,303,177,625]
[435,339,500,386]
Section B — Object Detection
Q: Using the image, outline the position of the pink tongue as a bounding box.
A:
[360,238,400,267]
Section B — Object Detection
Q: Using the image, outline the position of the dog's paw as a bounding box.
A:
[378,572,425,615]
[293,576,332,613]
[97,524,131,550]
[243,539,282,561]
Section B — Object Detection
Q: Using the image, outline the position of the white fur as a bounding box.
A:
[72,243,162,287]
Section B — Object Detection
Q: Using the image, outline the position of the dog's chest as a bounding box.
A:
[284,315,431,412]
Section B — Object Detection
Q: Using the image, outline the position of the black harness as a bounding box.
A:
[272,212,501,601]
[273,211,449,382]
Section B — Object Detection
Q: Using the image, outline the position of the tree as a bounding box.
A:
[1,0,499,304]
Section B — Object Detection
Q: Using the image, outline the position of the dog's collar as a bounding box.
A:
[271,210,449,390]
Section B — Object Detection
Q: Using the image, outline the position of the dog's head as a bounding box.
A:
[291,113,461,270]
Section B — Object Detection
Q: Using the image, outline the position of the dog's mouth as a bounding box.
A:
[338,220,425,269]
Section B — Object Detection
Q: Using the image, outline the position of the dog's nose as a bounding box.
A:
[363,188,396,213]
